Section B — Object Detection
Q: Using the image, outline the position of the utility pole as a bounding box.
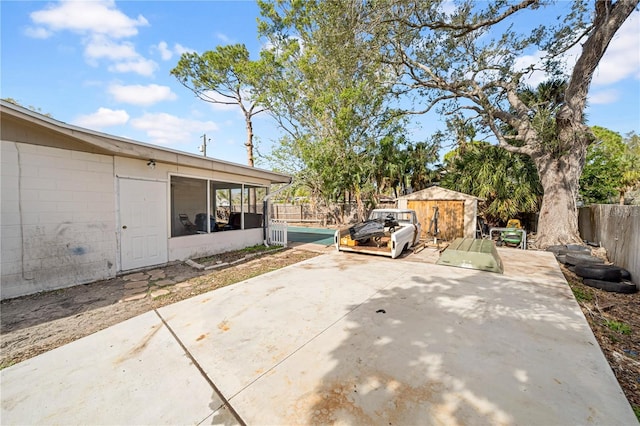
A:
[199,134,210,157]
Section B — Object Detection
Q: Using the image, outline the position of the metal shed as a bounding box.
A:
[397,186,481,241]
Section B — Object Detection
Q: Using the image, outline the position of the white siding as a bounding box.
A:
[1,142,117,299]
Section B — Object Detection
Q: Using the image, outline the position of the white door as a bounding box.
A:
[119,178,168,271]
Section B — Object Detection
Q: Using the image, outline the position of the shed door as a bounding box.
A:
[119,178,168,271]
[408,200,464,241]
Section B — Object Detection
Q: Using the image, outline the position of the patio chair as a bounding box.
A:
[179,214,197,234]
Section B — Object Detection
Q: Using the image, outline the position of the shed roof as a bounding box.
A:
[397,186,482,201]
[0,100,291,184]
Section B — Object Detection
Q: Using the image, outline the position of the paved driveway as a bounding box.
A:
[1,249,636,425]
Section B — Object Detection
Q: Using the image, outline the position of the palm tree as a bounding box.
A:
[441,141,542,223]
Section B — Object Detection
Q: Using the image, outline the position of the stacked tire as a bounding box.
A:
[547,244,637,294]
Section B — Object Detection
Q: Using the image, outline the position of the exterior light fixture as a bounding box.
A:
[147,159,156,169]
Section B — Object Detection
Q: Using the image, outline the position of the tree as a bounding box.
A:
[581,127,640,204]
[441,141,542,223]
[364,0,638,247]
[258,0,411,221]
[171,44,270,166]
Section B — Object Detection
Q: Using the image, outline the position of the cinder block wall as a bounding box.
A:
[1,141,117,299]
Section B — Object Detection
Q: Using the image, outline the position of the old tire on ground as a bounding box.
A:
[546,245,566,255]
[620,268,631,280]
[574,264,622,282]
[565,253,604,266]
[583,278,638,294]
[558,246,590,255]
[566,244,589,252]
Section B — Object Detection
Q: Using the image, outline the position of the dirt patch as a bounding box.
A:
[0,247,318,369]
[560,263,640,417]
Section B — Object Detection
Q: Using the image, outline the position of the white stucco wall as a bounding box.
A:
[1,143,277,299]
[1,141,117,299]
[168,228,263,262]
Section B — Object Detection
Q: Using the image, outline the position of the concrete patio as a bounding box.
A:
[1,248,636,425]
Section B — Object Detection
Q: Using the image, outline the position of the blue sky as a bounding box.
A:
[1,1,639,167]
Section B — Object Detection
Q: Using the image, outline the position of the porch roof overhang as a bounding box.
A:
[1,100,291,184]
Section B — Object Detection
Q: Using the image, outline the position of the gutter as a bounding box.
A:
[263,177,294,246]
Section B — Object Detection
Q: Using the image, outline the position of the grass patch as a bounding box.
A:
[633,405,640,422]
[571,286,593,303]
[604,319,631,335]
[0,360,17,370]
[240,244,281,253]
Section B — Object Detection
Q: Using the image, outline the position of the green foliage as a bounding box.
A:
[580,127,640,204]
[604,319,631,335]
[171,44,273,165]
[440,141,542,223]
[571,286,593,303]
[257,0,422,219]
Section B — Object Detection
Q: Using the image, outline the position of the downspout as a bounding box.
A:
[263,177,294,246]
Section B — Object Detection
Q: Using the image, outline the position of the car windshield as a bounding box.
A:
[369,211,413,224]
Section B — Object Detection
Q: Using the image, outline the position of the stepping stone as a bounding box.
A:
[150,289,170,299]
[175,282,193,289]
[154,279,175,287]
[120,292,147,302]
[124,280,148,290]
[123,272,148,281]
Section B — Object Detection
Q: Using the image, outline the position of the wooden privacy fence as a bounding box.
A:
[578,205,639,286]
[269,203,359,224]
[271,203,321,222]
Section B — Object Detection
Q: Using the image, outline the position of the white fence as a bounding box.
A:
[269,220,288,247]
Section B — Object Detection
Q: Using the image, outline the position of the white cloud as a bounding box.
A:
[153,41,195,60]
[514,12,640,88]
[588,89,620,105]
[592,13,640,86]
[108,84,177,106]
[85,36,138,61]
[28,0,156,77]
[29,0,148,39]
[155,41,173,60]
[513,50,548,87]
[130,113,218,146]
[216,32,232,43]
[73,107,130,128]
[108,57,158,76]
[174,43,194,55]
[24,26,51,39]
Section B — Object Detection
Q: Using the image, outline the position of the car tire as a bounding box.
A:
[566,244,590,252]
[620,268,631,280]
[546,245,566,255]
[565,253,604,266]
[574,264,622,282]
[558,246,590,255]
[583,278,638,294]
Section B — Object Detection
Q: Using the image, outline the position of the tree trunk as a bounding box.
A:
[533,150,585,248]
[245,115,254,167]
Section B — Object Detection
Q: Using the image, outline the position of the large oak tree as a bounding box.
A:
[366,0,638,247]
